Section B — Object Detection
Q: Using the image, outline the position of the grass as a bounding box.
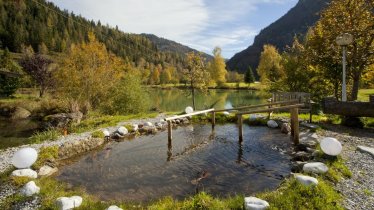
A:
[29,128,61,144]
[32,146,59,170]
[357,89,374,102]
[91,130,105,138]
[257,179,343,210]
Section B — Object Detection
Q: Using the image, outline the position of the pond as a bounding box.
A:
[148,88,266,112]
[57,124,292,202]
[0,117,40,150]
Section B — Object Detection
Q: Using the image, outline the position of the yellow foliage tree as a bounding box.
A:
[257,44,284,85]
[55,32,123,110]
[208,47,227,85]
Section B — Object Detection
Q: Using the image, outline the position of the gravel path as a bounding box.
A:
[320,125,374,210]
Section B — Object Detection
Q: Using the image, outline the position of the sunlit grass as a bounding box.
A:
[357,88,374,102]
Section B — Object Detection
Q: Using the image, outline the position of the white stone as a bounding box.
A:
[144,122,153,126]
[320,137,342,156]
[244,196,269,210]
[12,147,38,169]
[295,174,318,186]
[56,196,83,210]
[103,130,110,137]
[106,205,123,210]
[132,124,139,131]
[38,165,58,176]
[117,126,128,135]
[20,181,40,196]
[222,111,230,116]
[357,146,374,158]
[11,169,37,178]
[303,162,328,174]
[267,120,278,128]
[185,106,194,114]
[249,114,259,120]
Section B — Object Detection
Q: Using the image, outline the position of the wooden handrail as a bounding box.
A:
[213,100,300,112]
[165,108,215,121]
[237,104,305,115]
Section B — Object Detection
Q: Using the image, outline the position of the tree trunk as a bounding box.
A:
[39,88,44,98]
[350,73,360,101]
[192,87,196,110]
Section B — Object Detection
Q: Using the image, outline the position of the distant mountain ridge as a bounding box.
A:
[227,0,331,74]
[141,34,213,60]
[0,0,209,71]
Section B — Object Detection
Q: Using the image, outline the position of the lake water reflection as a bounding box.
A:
[148,88,266,112]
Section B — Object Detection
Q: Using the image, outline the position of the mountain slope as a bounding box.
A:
[141,34,213,60]
[0,0,207,70]
[227,0,331,74]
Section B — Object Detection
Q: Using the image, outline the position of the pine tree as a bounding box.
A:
[244,67,255,84]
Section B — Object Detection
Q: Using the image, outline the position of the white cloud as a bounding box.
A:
[48,0,297,58]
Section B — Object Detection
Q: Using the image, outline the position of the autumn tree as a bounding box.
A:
[160,68,172,84]
[306,0,374,100]
[55,32,122,110]
[208,47,227,85]
[257,45,284,88]
[244,66,255,84]
[150,68,160,85]
[19,51,54,98]
[183,52,210,110]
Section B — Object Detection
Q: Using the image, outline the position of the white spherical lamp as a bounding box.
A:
[185,106,194,114]
[12,148,38,169]
[320,137,342,156]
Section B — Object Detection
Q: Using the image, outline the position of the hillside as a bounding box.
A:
[141,34,213,61]
[226,0,331,74]
[0,0,208,71]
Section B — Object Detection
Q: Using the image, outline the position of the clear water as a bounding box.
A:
[148,89,266,112]
[57,124,292,202]
[0,117,39,150]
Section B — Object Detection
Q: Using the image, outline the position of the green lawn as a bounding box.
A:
[358,89,374,102]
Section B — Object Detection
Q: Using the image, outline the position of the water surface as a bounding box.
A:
[148,89,266,112]
[57,124,292,202]
[0,117,39,150]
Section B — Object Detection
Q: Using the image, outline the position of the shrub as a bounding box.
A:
[101,72,150,115]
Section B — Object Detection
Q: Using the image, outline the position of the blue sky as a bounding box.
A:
[48,0,298,58]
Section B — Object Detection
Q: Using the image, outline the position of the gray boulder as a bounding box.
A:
[20,181,40,196]
[117,126,128,136]
[38,165,58,177]
[11,169,38,178]
[11,107,31,119]
[303,162,328,174]
[280,123,291,134]
[244,196,269,210]
[295,174,318,186]
[106,205,123,210]
[267,120,278,128]
[56,196,82,210]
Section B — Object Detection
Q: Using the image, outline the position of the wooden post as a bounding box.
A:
[212,111,216,130]
[167,121,172,142]
[290,108,299,145]
[238,114,243,142]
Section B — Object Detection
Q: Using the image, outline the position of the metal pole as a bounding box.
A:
[342,46,347,102]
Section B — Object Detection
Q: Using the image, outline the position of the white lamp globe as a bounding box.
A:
[185,106,194,114]
[11,147,38,169]
[320,137,342,156]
